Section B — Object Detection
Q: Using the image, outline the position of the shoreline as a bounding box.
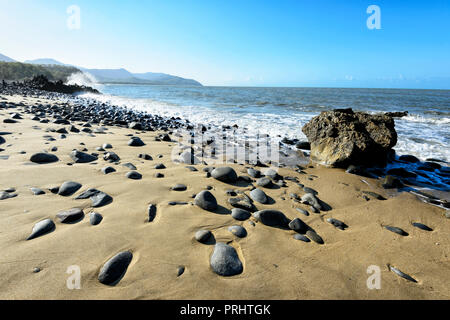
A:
[0,90,449,299]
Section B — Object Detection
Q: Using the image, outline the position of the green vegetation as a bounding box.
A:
[0,62,80,82]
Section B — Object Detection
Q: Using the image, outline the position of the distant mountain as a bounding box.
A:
[23,56,202,86]
[0,53,16,62]
[0,61,81,82]
[24,58,67,66]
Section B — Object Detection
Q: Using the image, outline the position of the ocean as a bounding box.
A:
[80,85,450,163]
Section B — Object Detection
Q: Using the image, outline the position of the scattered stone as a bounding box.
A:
[98,251,133,285]
[148,204,157,222]
[296,208,309,216]
[154,172,164,178]
[301,193,321,211]
[327,218,348,230]
[389,265,417,283]
[56,208,84,223]
[385,225,408,236]
[387,168,417,178]
[399,155,420,163]
[31,187,45,195]
[122,162,137,170]
[128,137,145,147]
[30,152,59,164]
[138,153,152,160]
[90,212,103,225]
[305,230,324,244]
[0,191,17,200]
[58,181,82,196]
[171,184,187,191]
[256,177,272,188]
[177,266,185,277]
[27,219,55,240]
[195,230,212,243]
[70,150,97,163]
[228,197,255,212]
[247,168,261,178]
[382,175,404,189]
[103,143,113,149]
[194,190,218,211]
[154,163,166,169]
[74,188,100,199]
[293,234,311,242]
[211,167,238,183]
[252,209,289,228]
[231,208,251,221]
[210,242,243,276]
[362,191,386,200]
[228,225,247,238]
[288,218,308,233]
[412,222,433,231]
[103,152,120,162]
[263,168,279,180]
[91,192,113,207]
[101,166,116,174]
[126,171,142,180]
[249,188,267,204]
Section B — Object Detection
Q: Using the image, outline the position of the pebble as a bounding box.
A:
[231,208,251,221]
[296,208,309,216]
[58,181,82,196]
[194,190,218,211]
[252,209,289,228]
[75,188,100,199]
[228,225,247,238]
[122,162,137,170]
[211,167,238,183]
[91,192,113,207]
[247,168,261,178]
[56,208,84,223]
[210,242,243,276]
[288,218,308,233]
[195,230,212,243]
[27,219,55,240]
[128,137,145,147]
[389,265,417,283]
[154,163,166,169]
[327,218,348,230]
[103,152,120,162]
[138,153,153,160]
[154,172,164,178]
[98,251,133,285]
[412,222,433,231]
[0,191,17,200]
[171,184,187,191]
[384,225,409,236]
[293,234,311,242]
[103,143,112,149]
[305,230,324,244]
[101,166,116,174]
[256,177,272,188]
[301,193,321,211]
[30,152,59,164]
[89,212,103,225]
[177,266,185,277]
[70,150,98,163]
[126,171,142,180]
[249,188,267,204]
[31,187,45,195]
[148,204,157,222]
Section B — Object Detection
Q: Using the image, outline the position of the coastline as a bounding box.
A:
[0,91,449,299]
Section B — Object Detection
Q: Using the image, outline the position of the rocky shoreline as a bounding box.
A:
[0,81,449,299]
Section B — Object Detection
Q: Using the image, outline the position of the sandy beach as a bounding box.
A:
[0,92,449,300]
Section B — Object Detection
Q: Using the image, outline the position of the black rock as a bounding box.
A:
[387,168,417,178]
[30,187,45,195]
[256,177,272,188]
[154,163,166,169]
[30,152,59,164]
[74,188,101,199]
[389,265,417,283]
[58,181,82,196]
[128,137,145,147]
[252,209,289,228]
[211,167,238,183]
[56,208,84,223]
[91,192,113,207]
[90,212,103,225]
[101,166,116,174]
[171,184,187,191]
[210,242,243,276]
[70,150,98,163]
[195,229,212,243]
[293,234,311,242]
[247,168,261,178]
[385,225,408,236]
[327,218,348,230]
[126,171,142,180]
[148,204,157,222]
[288,218,308,233]
[231,208,251,221]
[412,222,433,231]
[305,230,324,244]
[228,225,247,238]
[296,208,309,216]
[249,188,267,204]
[27,219,55,240]
[98,251,133,285]
[399,155,420,163]
[194,190,218,211]
[138,153,153,160]
[382,175,404,189]
[104,152,120,162]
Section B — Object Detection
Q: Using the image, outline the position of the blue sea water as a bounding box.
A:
[81,85,450,163]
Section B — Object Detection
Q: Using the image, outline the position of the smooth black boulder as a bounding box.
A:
[56,208,84,223]
[211,167,238,183]
[194,190,218,211]
[27,219,55,240]
[128,137,145,147]
[90,212,103,225]
[30,152,59,164]
[98,251,133,285]
[91,192,113,207]
[70,150,97,163]
[252,209,289,228]
[58,181,82,196]
[231,208,251,221]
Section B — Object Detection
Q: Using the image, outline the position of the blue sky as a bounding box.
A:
[0,0,449,88]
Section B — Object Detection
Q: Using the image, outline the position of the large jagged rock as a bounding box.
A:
[302,108,397,167]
